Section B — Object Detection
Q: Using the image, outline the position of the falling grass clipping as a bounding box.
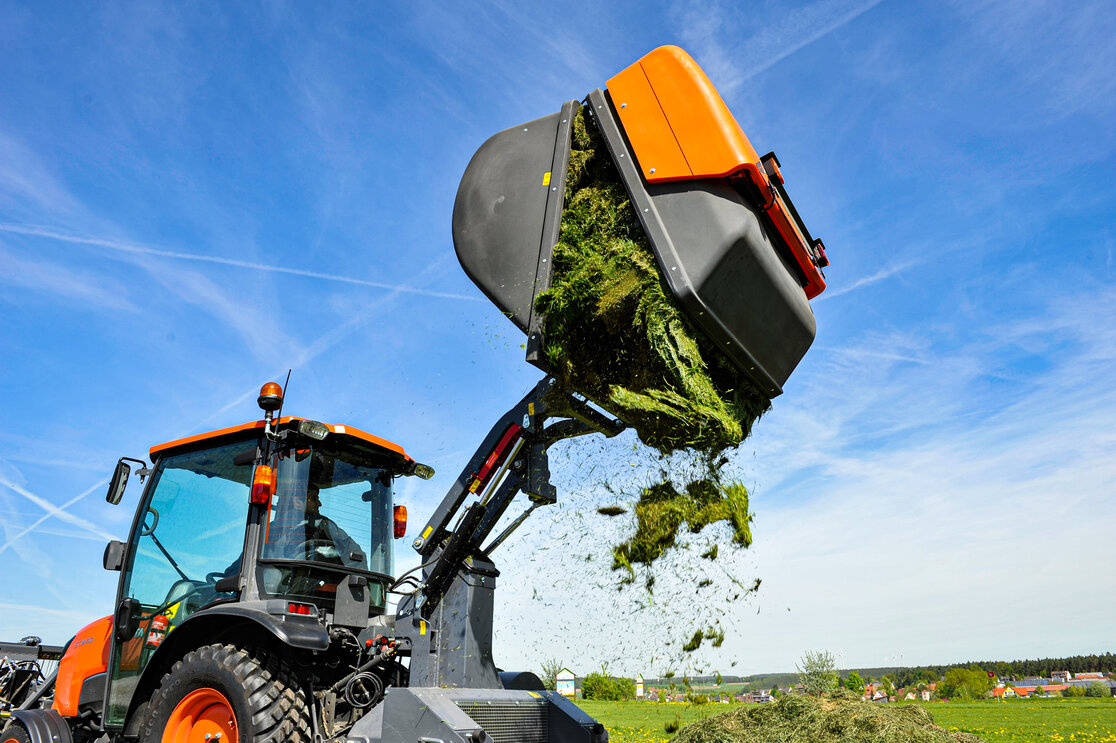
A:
[670,689,985,743]
[534,105,773,573]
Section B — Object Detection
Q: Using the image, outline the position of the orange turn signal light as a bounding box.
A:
[251,465,275,505]
[393,505,407,539]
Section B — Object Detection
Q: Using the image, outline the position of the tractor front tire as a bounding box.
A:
[140,643,311,743]
[0,722,31,743]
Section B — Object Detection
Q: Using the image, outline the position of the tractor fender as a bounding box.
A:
[9,709,74,743]
[122,604,327,733]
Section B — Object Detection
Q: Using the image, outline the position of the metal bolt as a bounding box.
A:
[649,168,656,174]
[621,102,627,108]
[552,186,557,191]
[523,128,528,132]
[522,415,531,427]
[644,208,649,212]
[619,153,624,157]
[671,266,676,271]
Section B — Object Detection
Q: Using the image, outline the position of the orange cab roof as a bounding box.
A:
[149,416,412,462]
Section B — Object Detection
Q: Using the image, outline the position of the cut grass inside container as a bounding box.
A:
[536,106,771,455]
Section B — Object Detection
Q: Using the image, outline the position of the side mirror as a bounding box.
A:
[106,461,131,505]
[103,540,126,571]
[114,597,141,642]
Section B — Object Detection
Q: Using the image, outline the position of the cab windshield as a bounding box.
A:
[258,442,395,608]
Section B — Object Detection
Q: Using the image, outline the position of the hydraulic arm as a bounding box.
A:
[409,376,624,619]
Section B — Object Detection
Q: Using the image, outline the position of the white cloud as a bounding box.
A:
[0,243,137,312]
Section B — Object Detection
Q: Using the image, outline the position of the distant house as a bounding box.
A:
[1051,671,1071,682]
[904,692,916,701]
[556,668,576,698]
[1039,685,1068,696]
[921,690,931,702]
[636,674,644,698]
[1076,672,1107,680]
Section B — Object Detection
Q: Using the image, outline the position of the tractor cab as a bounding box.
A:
[129,420,410,626]
[88,386,424,731]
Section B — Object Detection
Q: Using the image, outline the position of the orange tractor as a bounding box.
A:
[1,46,828,743]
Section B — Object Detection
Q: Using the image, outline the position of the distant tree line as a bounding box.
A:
[581,652,1113,695]
[893,652,1115,688]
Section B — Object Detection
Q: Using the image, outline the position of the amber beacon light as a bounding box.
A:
[257,382,283,413]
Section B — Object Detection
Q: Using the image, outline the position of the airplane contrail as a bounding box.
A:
[0,222,479,302]
[0,476,116,546]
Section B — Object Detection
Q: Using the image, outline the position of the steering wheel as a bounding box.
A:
[294,538,339,561]
[140,507,160,536]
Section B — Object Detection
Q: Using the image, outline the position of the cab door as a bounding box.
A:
[103,439,254,728]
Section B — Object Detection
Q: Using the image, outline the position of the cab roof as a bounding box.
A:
[149,416,412,464]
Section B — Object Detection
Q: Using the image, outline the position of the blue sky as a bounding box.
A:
[1,0,1114,678]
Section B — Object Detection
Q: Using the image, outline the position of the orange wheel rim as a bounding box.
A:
[162,687,239,743]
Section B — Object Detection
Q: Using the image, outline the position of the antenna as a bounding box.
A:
[276,368,292,420]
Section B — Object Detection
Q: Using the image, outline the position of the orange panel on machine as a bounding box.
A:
[608,45,761,183]
[53,615,112,718]
[604,59,692,180]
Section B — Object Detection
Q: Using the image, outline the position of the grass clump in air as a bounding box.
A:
[611,479,752,577]
[670,689,985,743]
[535,105,771,455]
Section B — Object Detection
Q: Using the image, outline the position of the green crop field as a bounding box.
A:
[576,698,1116,743]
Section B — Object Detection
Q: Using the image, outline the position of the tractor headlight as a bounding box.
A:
[297,420,330,441]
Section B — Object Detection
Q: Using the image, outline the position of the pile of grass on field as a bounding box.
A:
[535,105,771,455]
[611,479,752,577]
[671,690,986,743]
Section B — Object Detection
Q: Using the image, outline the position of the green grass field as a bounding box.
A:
[575,698,1116,743]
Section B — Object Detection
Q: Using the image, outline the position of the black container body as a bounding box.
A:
[452,93,817,398]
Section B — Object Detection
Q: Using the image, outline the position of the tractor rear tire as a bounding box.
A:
[139,643,311,743]
[0,722,31,743]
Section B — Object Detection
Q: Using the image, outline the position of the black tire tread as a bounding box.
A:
[140,643,312,743]
[0,722,31,743]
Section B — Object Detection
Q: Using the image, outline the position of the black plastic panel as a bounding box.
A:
[453,104,577,333]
